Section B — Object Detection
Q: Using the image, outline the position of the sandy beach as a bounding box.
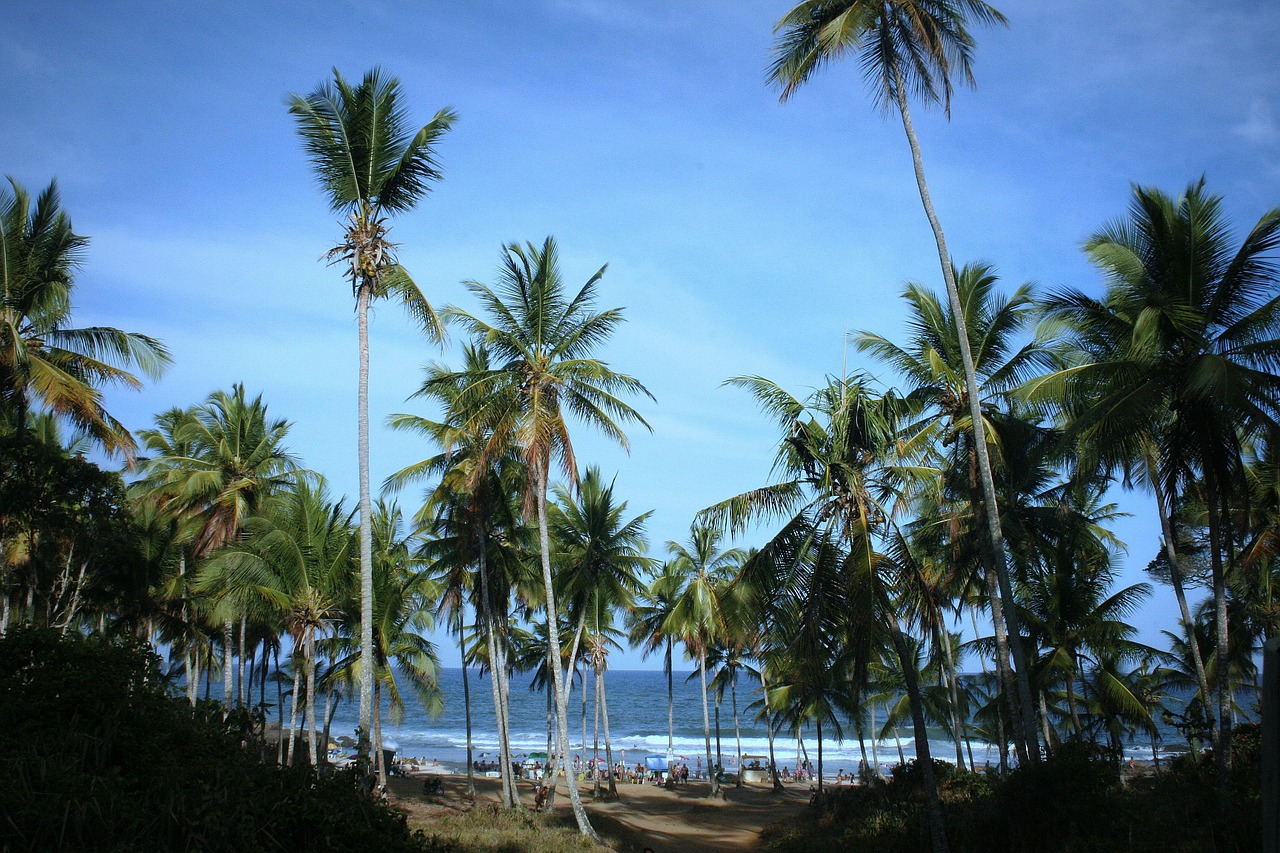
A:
[388,772,811,852]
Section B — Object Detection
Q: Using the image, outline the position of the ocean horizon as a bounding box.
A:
[206,666,1197,779]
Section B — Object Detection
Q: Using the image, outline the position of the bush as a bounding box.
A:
[0,628,427,852]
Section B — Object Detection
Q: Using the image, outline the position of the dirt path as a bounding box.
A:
[389,774,810,853]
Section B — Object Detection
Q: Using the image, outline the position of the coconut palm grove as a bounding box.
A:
[2,3,1278,852]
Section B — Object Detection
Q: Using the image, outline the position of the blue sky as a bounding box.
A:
[6,1,1280,669]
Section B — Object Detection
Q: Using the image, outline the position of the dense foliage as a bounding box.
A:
[0,628,427,852]
[761,730,1262,853]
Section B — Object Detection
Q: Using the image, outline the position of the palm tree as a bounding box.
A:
[768,2,1036,765]
[551,466,651,798]
[1031,179,1280,782]
[628,561,684,762]
[665,524,743,798]
[199,476,354,766]
[388,342,530,806]
[0,177,170,459]
[288,68,455,759]
[856,262,1052,762]
[701,374,951,849]
[442,236,651,838]
[136,385,296,708]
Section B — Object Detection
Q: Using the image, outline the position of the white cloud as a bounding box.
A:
[1233,98,1279,145]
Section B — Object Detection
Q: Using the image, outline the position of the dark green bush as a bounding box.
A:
[0,628,427,852]
[762,733,1261,853]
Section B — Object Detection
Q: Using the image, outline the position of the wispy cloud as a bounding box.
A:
[1234,98,1279,145]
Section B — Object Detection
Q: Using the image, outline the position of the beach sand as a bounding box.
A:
[388,772,811,852]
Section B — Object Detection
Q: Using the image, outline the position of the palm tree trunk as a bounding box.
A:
[892,69,1038,764]
[238,617,247,707]
[942,632,966,770]
[666,640,675,758]
[593,666,602,798]
[477,536,517,807]
[699,650,719,797]
[533,460,597,839]
[887,616,951,853]
[731,673,743,788]
[1204,477,1233,800]
[761,668,783,791]
[356,280,375,769]
[601,669,618,798]
[374,680,387,788]
[816,716,824,793]
[870,703,883,778]
[287,649,301,766]
[223,619,234,712]
[461,638,476,797]
[1150,471,1217,748]
[305,625,318,768]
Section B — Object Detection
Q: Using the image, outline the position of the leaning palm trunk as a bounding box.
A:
[533,463,597,838]
[356,280,375,768]
[892,68,1039,763]
[374,680,387,788]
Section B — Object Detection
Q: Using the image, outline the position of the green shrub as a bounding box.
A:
[0,627,427,852]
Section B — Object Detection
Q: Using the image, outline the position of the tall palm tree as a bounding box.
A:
[442,237,651,839]
[768,1,1036,763]
[0,177,170,459]
[665,524,743,798]
[1031,179,1280,781]
[288,68,455,759]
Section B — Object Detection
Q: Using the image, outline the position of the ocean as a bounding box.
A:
[244,666,1194,779]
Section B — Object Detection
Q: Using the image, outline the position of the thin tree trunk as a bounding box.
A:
[356,280,375,770]
[461,634,476,796]
[1151,470,1217,748]
[593,665,602,798]
[942,631,966,770]
[374,680,387,789]
[238,617,247,707]
[533,460,597,838]
[1204,477,1233,803]
[287,649,301,766]
[477,536,517,807]
[731,672,743,788]
[223,619,234,712]
[602,669,618,798]
[870,703,883,778]
[761,669,783,792]
[306,625,318,768]
[892,71,1038,764]
[700,650,719,797]
[887,616,951,853]
[666,640,675,758]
